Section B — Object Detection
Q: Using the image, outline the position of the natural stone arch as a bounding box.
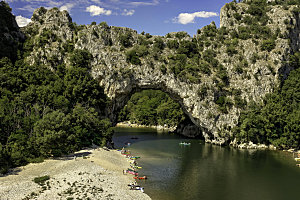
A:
[104,84,204,139]
[92,64,221,144]
[23,5,300,145]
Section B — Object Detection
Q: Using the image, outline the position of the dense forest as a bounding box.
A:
[0,48,113,174]
[0,2,113,173]
[118,90,185,128]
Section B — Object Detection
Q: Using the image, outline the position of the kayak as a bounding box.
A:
[179,142,191,145]
[127,168,137,172]
[130,156,140,160]
[125,170,138,175]
[133,176,147,180]
[129,185,144,192]
[132,166,142,169]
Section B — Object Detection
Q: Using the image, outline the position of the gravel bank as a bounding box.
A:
[0,148,151,200]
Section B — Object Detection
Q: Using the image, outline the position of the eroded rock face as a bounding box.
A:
[22,3,300,145]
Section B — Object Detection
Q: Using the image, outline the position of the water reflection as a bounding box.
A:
[113,127,300,200]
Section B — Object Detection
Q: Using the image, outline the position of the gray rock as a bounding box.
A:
[19,3,300,145]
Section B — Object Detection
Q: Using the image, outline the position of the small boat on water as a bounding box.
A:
[125,170,139,175]
[131,165,142,169]
[179,142,191,145]
[127,168,137,172]
[128,184,144,192]
[133,176,147,180]
[130,156,140,160]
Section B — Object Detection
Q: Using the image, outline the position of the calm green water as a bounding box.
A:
[113,127,300,200]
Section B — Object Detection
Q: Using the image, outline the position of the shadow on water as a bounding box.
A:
[113,127,300,200]
[113,127,187,148]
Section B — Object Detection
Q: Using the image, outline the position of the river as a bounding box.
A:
[112,127,300,200]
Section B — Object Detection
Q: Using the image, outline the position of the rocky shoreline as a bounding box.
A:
[0,147,151,200]
[116,121,176,132]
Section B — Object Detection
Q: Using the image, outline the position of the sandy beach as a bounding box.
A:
[0,147,151,200]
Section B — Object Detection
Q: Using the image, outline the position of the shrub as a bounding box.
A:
[234,65,244,74]
[145,33,152,39]
[135,45,148,57]
[198,85,208,100]
[70,49,93,69]
[250,53,259,64]
[126,49,141,65]
[154,38,165,50]
[167,40,179,49]
[175,31,189,40]
[160,65,167,74]
[260,39,276,52]
[100,21,109,28]
[226,45,238,56]
[119,32,132,48]
[33,175,50,186]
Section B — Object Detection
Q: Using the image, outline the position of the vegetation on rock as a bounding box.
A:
[234,53,300,148]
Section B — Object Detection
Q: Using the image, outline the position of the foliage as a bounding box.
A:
[260,39,276,52]
[119,32,132,48]
[154,37,165,50]
[175,32,189,40]
[37,29,58,47]
[235,65,300,149]
[100,21,109,29]
[69,49,93,69]
[126,49,141,65]
[0,46,112,173]
[0,1,12,12]
[215,95,233,113]
[167,40,179,49]
[33,175,50,186]
[118,90,185,127]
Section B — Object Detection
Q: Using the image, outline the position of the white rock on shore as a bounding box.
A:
[116,121,176,132]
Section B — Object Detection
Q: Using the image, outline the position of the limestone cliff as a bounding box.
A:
[20,2,300,145]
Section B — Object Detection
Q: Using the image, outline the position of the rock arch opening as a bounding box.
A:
[107,87,204,139]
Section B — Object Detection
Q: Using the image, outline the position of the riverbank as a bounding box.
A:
[116,121,176,132]
[0,147,151,200]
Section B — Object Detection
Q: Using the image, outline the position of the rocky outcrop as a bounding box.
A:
[21,2,300,145]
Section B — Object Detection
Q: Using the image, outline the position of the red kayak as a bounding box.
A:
[126,170,138,176]
[133,176,147,180]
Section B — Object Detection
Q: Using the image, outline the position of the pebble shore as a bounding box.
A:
[0,148,151,200]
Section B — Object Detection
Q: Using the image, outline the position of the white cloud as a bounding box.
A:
[17,5,36,12]
[91,0,102,3]
[86,5,112,16]
[60,3,75,12]
[122,9,134,16]
[174,11,219,25]
[129,0,159,6]
[16,15,31,27]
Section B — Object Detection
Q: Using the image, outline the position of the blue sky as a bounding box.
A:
[8,0,231,36]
